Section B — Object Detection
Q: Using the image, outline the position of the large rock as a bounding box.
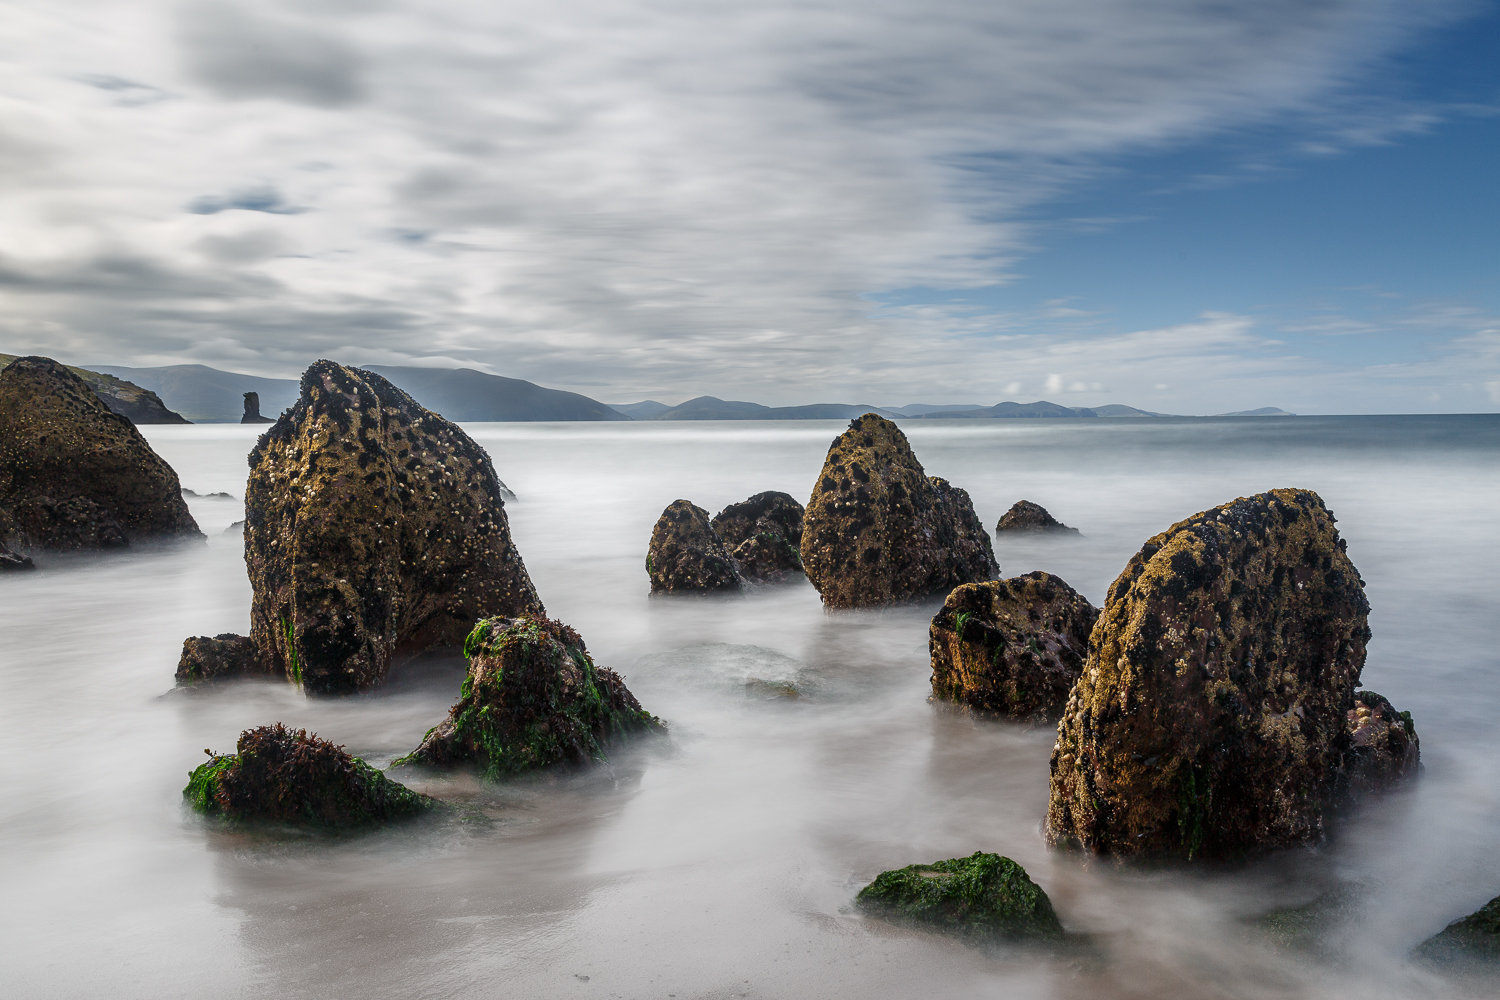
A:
[856,851,1064,941]
[929,572,1097,720]
[1416,895,1500,964]
[185,723,435,826]
[647,499,743,593]
[801,414,998,608]
[995,500,1080,536]
[0,356,201,552]
[396,614,662,778]
[711,491,805,582]
[1046,488,1389,859]
[241,360,542,695]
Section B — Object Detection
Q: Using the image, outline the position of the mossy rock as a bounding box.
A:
[1416,895,1500,964]
[857,851,1064,941]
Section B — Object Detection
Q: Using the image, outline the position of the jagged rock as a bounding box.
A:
[929,572,1098,720]
[647,499,742,593]
[711,491,805,582]
[0,538,35,571]
[242,361,542,696]
[802,414,997,607]
[1416,895,1500,964]
[995,500,1080,536]
[1342,690,1420,794]
[1046,488,1376,860]
[184,723,435,826]
[176,634,267,685]
[396,615,662,778]
[241,391,274,424]
[856,851,1064,941]
[0,356,201,552]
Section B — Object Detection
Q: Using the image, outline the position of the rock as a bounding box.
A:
[1342,690,1420,795]
[0,539,35,571]
[856,851,1064,941]
[241,391,275,424]
[242,361,542,695]
[711,491,805,582]
[1416,895,1500,964]
[224,520,245,536]
[0,356,202,552]
[71,369,190,424]
[1255,883,1368,956]
[802,414,997,607]
[396,614,662,779]
[929,572,1098,720]
[995,500,1080,536]
[1046,488,1374,860]
[176,634,267,685]
[184,723,436,826]
[647,499,743,593]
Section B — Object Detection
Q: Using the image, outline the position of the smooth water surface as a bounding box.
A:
[2,416,1498,999]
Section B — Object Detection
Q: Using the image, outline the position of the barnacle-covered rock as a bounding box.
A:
[1416,895,1500,964]
[801,414,997,608]
[647,499,742,593]
[176,633,267,685]
[856,851,1064,941]
[711,491,804,582]
[1342,690,1420,794]
[995,500,1080,536]
[929,573,1097,720]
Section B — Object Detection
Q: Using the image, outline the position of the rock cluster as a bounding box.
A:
[0,356,201,554]
[857,851,1063,941]
[995,500,1080,536]
[397,614,662,779]
[929,572,1097,720]
[802,414,997,607]
[647,499,743,593]
[1416,895,1500,964]
[711,491,805,582]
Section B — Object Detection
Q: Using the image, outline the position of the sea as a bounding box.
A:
[2,415,1497,999]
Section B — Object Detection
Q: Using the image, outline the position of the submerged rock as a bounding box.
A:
[397,614,662,779]
[1342,690,1420,795]
[1046,488,1379,859]
[711,491,805,582]
[647,499,743,593]
[0,538,35,571]
[802,414,998,608]
[856,851,1064,941]
[184,723,435,826]
[995,500,1080,536]
[242,361,542,695]
[176,634,267,685]
[1416,895,1500,964]
[0,356,201,552]
[929,572,1098,720]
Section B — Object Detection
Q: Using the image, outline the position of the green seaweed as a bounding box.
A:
[856,851,1063,941]
[184,753,236,814]
[280,616,302,687]
[1176,765,1213,859]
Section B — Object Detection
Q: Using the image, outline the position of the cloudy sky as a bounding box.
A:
[1,0,1496,412]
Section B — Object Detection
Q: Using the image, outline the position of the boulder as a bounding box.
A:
[711,491,805,582]
[995,500,1080,536]
[929,572,1098,720]
[1342,690,1420,795]
[240,361,542,695]
[856,851,1064,941]
[176,634,267,685]
[647,499,743,593]
[1416,895,1500,964]
[801,414,998,608]
[1046,488,1382,859]
[184,723,435,826]
[396,614,662,779]
[0,356,201,552]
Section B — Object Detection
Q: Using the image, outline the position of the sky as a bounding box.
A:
[0,0,1496,413]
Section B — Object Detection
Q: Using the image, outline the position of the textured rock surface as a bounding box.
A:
[176,634,267,685]
[995,500,1080,536]
[1342,690,1420,794]
[0,537,35,571]
[1046,488,1373,859]
[802,414,998,608]
[712,491,805,582]
[857,852,1064,941]
[244,360,541,696]
[647,499,743,593]
[1416,895,1500,963]
[185,723,435,826]
[929,572,1098,720]
[397,615,662,778]
[0,356,201,552]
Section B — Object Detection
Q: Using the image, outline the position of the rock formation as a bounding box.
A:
[1342,690,1420,794]
[176,634,267,685]
[1416,895,1500,963]
[995,500,1080,536]
[0,356,201,553]
[0,537,35,571]
[929,572,1097,720]
[0,352,188,423]
[241,391,274,424]
[185,723,435,826]
[856,851,1064,941]
[1046,488,1409,860]
[711,491,805,582]
[801,414,997,607]
[396,614,662,778]
[647,499,743,593]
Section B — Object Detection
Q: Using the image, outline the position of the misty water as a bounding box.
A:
[3,416,1498,999]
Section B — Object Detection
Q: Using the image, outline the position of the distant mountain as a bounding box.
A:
[649,395,904,420]
[1217,407,1295,417]
[361,366,628,421]
[611,400,674,419]
[1091,404,1173,417]
[2,353,188,424]
[91,364,299,423]
[889,403,986,416]
[917,400,1096,418]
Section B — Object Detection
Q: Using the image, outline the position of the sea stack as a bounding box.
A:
[995,500,1080,536]
[241,391,274,424]
[647,499,743,593]
[711,491,805,582]
[801,414,997,607]
[0,356,201,553]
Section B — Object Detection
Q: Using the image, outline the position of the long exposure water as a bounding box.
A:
[2,416,1498,998]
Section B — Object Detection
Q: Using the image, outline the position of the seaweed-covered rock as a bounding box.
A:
[1416,895,1500,964]
[995,500,1080,536]
[1342,690,1420,795]
[176,634,267,685]
[711,491,805,582]
[802,414,998,608]
[856,851,1064,941]
[243,361,542,695]
[647,499,742,593]
[397,614,662,778]
[929,573,1098,720]
[1046,488,1372,859]
[0,356,201,552]
[184,723,435,826]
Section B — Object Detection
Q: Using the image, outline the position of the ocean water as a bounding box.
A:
[2,416,1497,999]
